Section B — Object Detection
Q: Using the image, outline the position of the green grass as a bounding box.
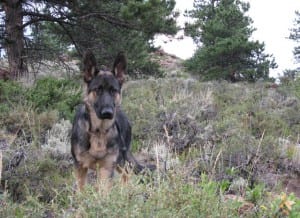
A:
[1,170,299,217]
[0,173,244,217]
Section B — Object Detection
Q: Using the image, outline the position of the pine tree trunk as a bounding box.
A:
[0,151,2,183]
[3,0,26,78]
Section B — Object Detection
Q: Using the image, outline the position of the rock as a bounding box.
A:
[229,177,248,196]
[42,119,72,154]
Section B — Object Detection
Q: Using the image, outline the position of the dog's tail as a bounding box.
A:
[125,150,156,175]
[115,117,156,175]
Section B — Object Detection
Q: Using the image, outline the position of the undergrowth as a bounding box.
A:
[0,77,81,122]
[1,169,299,217]
[1,77,300,217]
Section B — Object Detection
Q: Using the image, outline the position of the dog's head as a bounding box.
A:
[83,51,126,122]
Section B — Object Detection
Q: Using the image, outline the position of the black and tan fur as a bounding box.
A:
[71,51,154,191]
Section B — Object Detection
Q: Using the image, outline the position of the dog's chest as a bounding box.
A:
[88,127,119,159]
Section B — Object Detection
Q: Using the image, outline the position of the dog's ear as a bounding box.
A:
[112,52,127,86]
[83,51,97,83]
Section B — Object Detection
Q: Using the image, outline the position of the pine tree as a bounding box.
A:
[0,0,178,78]
[185,0,277,82]
[289,11,300,65]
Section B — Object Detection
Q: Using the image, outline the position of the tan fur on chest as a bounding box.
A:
[75,127,119,170]
[89,130,116,158]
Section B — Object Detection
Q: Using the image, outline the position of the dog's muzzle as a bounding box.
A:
[99,107,114,119]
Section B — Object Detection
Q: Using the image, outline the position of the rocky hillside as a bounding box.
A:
[0,53,300,217]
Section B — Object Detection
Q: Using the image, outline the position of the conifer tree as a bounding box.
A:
[289,11,300,65]
[185,0,277,82]
[0,0,178,77]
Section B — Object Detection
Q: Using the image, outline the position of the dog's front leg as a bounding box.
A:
[75,165,88,192]
[96,165,114,194]
[116,165,129,184]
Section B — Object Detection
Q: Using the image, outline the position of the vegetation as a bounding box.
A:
[1,72,300,216]
[184,0,277,82]
[0,78,81,121]
[289,11,300,65]
[0,0,178,77]
[26,77,81,120]
[1,0,300,217]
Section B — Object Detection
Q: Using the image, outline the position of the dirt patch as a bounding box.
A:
[257,172,300,198]
[282,175,300,198]
[152,49,186,76]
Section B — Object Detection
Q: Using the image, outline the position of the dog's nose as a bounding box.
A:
[100,107,114,119]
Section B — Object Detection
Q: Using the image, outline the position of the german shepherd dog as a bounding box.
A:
[71,51,154,191]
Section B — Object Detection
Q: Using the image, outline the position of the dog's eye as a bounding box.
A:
[96,86,103,93]
[110,88,117,95]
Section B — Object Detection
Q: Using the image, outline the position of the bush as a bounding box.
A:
[0,77,80,145]
[26,77,82,120]
[0,80,24,114]
[2,146,73,203]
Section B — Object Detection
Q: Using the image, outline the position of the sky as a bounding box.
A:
[154,0,300,77]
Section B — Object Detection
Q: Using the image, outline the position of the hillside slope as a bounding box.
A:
[0,54,300,216]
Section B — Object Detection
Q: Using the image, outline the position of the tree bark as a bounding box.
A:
[3,0,26,78]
